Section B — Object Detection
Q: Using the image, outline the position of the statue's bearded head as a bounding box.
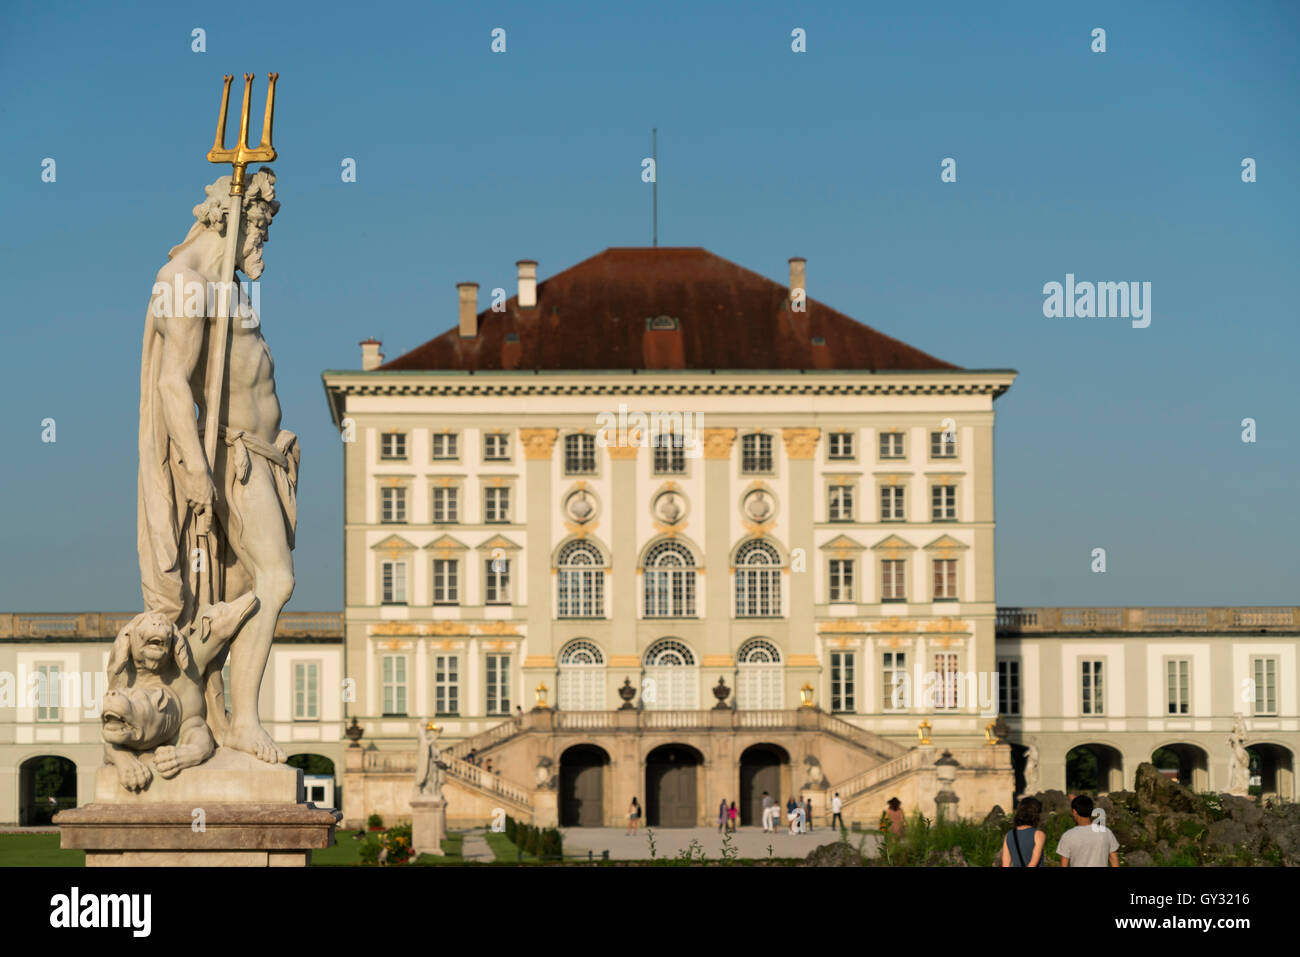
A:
[174,167,280,280]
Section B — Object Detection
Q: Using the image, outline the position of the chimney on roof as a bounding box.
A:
[788,257,807,312]
[458,282,479,338]
[516,260,538,308]
[360,337,383,370]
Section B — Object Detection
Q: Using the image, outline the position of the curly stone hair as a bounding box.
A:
[169,167,280,278]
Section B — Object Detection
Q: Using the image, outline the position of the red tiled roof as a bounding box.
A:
[379,248,958,372]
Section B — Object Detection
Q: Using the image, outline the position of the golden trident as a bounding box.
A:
[207,72,278,194]
[192,72,278,608]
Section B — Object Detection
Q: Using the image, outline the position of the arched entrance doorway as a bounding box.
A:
[1152,743,1209,791]
[739,744,788,825]
[1247,743,1295,800]
[560,745,609,827]
[645,744,701,827]
[19,755,76,826]
[1065,743,1124,793]
[288,754,336,808]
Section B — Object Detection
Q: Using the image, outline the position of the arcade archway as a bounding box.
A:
[645,744,701,827]
[560,744,610,827]
[739,743,788,826]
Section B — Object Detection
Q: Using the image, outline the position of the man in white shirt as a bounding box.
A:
[830,792,844,832]
[760,791,775,832]
[1056,795,1119,867]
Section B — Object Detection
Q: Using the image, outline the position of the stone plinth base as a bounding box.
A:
[410,796,445,856]
[93,747,301,804]
[56,749,336,866]
[56,802,338,866]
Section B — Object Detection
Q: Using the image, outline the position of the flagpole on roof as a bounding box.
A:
[652,128,658,248]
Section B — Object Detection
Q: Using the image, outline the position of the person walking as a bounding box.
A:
[626,796,642,836]
[803,797,814,833]
[761,791,775,833]
[885,797,905,836]
[787,796,800,834]
[717,798,728,833]
[727,800,738,833]
[1055,795,1119,867]
[1000,796,1046,867]
[830,792,844,832]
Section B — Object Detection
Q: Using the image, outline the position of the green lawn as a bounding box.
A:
[0,833,85,867]
[0,830,466,867]
[311,829,466,866]
[484,830,536,862]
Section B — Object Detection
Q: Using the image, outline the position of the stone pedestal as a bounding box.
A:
[55,748,337,867]
[410,796,446,856]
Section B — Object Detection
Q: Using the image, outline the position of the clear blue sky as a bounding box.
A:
[1,0,1295,611]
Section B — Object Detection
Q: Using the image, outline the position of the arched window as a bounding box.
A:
[643,541,697,617]
[558,639,606,711]
[642,639,699,710]
[735,540,782,617]
[557,540,604,617]
[736,638,783,710]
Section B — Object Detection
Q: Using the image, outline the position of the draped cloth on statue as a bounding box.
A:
[137,312,195,623]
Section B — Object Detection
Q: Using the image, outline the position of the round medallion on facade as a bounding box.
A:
[742,488,776,522]
[652,489,688,526]
[564,487,598,524]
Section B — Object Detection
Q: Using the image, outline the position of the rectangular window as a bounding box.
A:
[380,486,407,523]
[882,651,907,710]
[1166,659,1190,715]
[830,651,855,713]
[828,432,855,460]
[431,487,458,523]
[35,663,60,721]
[294,661,319,720]
[485,558,511,604]
[933,558,957,600]
[828,559,854,602]
[1253,658,1277,716]
[653,431,686,474]
[880,485,905,522]
[380,431,407,460]
[741,433,773,473]
[381,655,408,716]
[486,654,511,715]
[483,432,510,461]
[434,654,460,716]
[564,433,597,474]
[828,485,854,522]
[431,433,458,460]
[997,659,1020,715]
[432,559,459,605]
[381,560,408,604]
[879,432,904,459]
[1081,659,1104,715]
[881,559,906,602]
[934,653,959,710]
[930,430,957,458]
[931,485,956,521]
[484,486,510,523]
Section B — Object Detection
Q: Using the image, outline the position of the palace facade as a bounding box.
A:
[2,248,1294,828]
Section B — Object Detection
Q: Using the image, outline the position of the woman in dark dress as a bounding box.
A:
[1000,796,1046,867]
